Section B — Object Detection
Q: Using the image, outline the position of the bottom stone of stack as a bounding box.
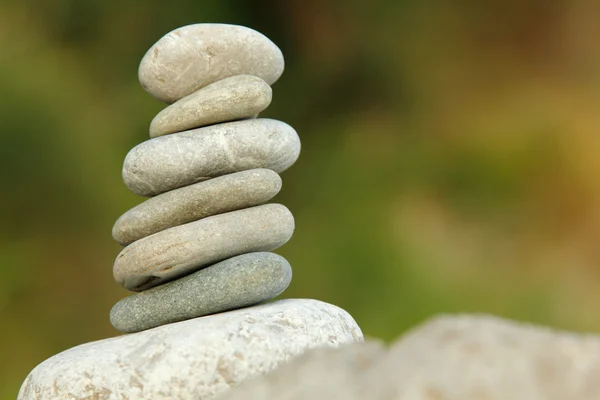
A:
[18,299,363,400]
[111,252,292,333]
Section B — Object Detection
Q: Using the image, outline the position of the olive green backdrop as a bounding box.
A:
[3,0,600,397]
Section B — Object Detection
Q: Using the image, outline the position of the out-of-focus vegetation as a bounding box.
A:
[3,0,600,397]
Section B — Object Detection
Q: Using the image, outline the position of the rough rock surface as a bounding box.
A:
[218,314,600,400]
[111,252,293,332]
[112,169,281,245]
[139,24,284,103]
[18,299,363,400]
[149,75,272,137]
[114,204,294,291]
[217,341,385,400]
[123,118,300,196]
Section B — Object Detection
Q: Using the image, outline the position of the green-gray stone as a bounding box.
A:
[112,169,281,245]
[109,252,292,333]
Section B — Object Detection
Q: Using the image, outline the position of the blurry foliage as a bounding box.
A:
[2,0,600,397]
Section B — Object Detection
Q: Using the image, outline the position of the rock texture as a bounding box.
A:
[114,204,294,291]
[123,118,300,196]
[217,342,385,400]
[218,314,600,400]
[111,252,293,333]
[149,75,272,137]
[112,168,281,245]
[18,299,363,400]
[139,24,284,103]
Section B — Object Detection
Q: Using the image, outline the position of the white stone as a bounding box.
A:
[216,342,385,400]
[139,24,284,103]
[18,299,363,400]
[218,314,600,400]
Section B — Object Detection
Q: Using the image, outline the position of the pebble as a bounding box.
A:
[18,299,363,400]
[123,118,300,197]
[114,204,294,291]
[149,75,272,137]
[139,24,284,103]
[110,252,292,332]
[112,169,281,245]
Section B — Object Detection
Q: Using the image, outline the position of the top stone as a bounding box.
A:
[139,24,285,103]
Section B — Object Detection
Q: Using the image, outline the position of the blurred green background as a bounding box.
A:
[3,0,600,397]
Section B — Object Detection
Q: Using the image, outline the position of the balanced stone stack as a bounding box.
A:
[18,24,362,400]
[110,24,301,333]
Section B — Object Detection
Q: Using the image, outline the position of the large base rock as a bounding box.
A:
[218,314,600,400]
[18,299,363,400]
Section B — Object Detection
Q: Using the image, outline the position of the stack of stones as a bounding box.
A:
[18,23,363,400]
[110,23,300,333]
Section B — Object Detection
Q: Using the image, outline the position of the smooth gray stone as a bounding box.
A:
[123,118,300,197]
[139,24,284,103]
[149,75,272,137]
[113,204,294,291]
[112,169,282,245]
[18,299,363,400]
[110,252,292,333]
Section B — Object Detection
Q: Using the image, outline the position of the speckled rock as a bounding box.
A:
[149,75,272,137]
[114,204,294,291]
[139,24,284,103]
[123,118,300,197]
[111,252,292,332]
[216,342,385,400]
[113,169,281,245]
[18,299,363,400]
[218,314,600,400]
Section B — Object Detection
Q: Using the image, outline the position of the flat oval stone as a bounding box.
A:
[123,118,300,197]
[139,24,284,103]
[114,204,294,291]
[113,169,281,245]
[18,299,363,400]
[111,252,292,333]
[149,75,272,137]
